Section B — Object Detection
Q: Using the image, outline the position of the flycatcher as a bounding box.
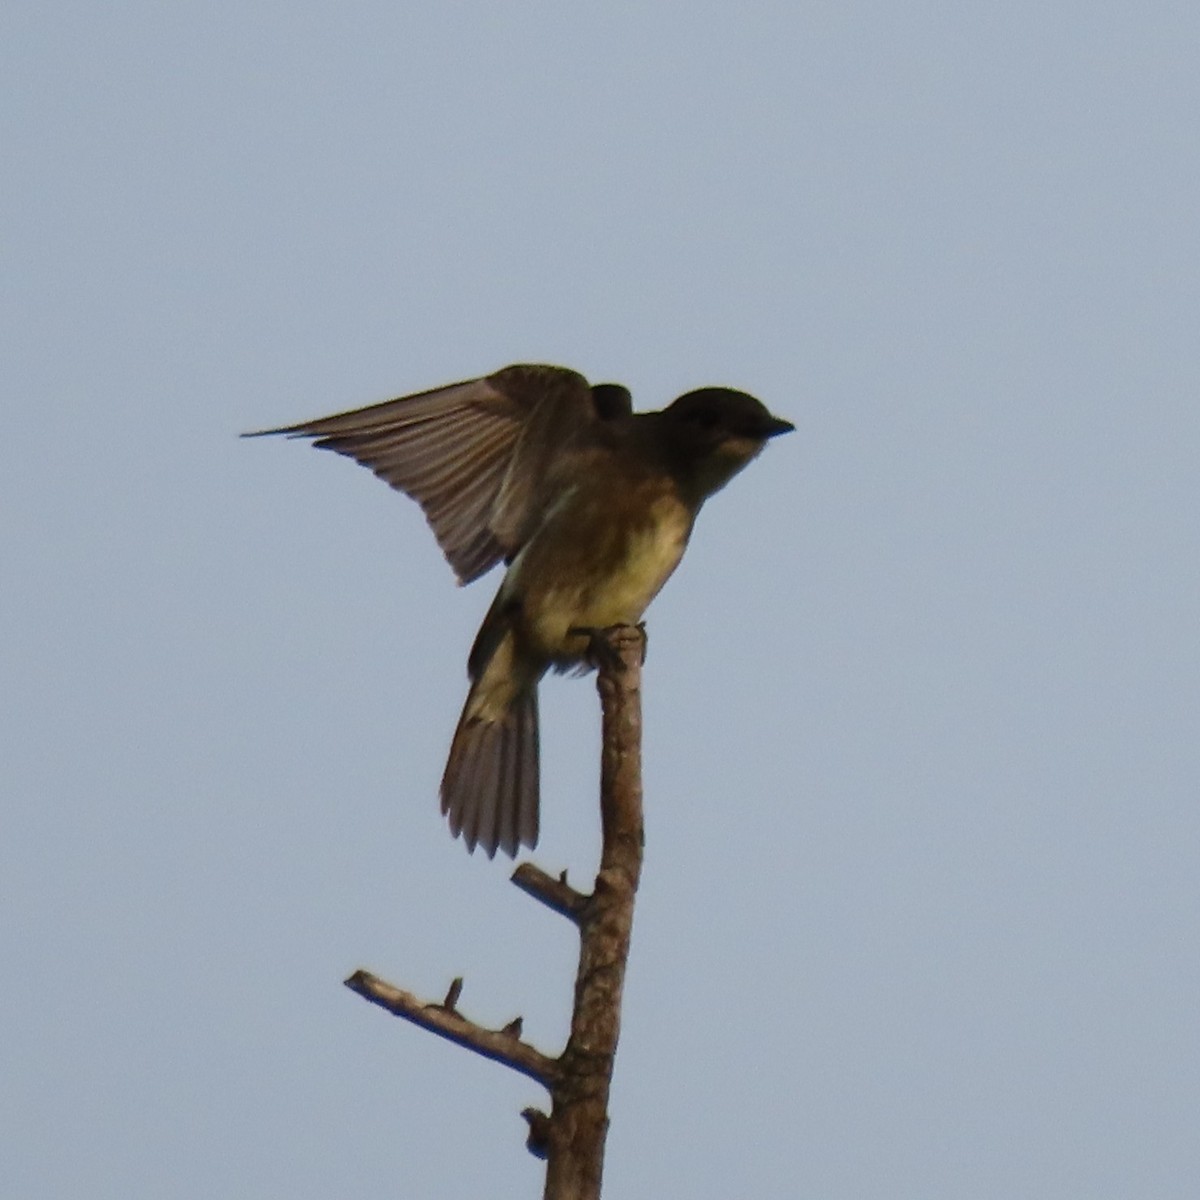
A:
[250,363,792,857]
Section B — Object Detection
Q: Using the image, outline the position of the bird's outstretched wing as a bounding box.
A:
[248,364,618,584]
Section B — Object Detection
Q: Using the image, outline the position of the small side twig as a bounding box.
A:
[344,969,558,1088]
[511,862,589,923]
[522,1106,553,1159]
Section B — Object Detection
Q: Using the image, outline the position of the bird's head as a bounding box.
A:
[660,386,794,498]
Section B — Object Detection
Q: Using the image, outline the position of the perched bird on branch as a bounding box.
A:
[249,364,793,858]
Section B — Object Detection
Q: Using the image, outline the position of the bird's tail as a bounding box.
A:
[440,684,540,858]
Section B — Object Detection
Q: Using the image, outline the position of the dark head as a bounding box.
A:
[658,386,794,499]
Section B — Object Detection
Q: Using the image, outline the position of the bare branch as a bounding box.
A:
[541,622,646,1198]
[344,969,558,1088]
[344,623,648,1197]
[511,862,589,923]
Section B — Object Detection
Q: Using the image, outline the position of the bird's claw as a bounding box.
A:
[570,624,648,672]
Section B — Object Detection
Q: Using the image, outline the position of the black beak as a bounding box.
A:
[763,415,795,438]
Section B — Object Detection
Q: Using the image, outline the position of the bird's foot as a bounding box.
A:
[635,621,648,663]
[570,623,648,672]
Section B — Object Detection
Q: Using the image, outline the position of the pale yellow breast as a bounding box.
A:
[578,493,691,623]
[509,486,693,661]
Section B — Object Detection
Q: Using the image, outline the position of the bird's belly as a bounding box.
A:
[509,491,692,665]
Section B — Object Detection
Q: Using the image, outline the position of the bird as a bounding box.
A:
[248,363,793,858]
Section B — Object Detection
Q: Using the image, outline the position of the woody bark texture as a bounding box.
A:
[538,623,645,1199]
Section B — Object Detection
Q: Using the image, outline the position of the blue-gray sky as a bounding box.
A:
[4,3,1198,1197]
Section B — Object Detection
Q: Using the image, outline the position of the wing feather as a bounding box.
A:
[248,366,598,584]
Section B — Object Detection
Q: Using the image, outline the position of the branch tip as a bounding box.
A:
[442,977,463,1011]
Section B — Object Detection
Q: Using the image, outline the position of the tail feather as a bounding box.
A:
[517,694,539,848]
[441,687,539,858]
